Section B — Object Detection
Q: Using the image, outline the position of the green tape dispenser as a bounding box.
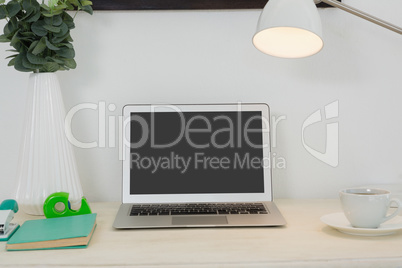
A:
[43,192,92,218]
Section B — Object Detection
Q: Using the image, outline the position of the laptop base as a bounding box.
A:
[113,202,286,229]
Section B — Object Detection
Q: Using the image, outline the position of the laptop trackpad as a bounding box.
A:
[172,216,228,226]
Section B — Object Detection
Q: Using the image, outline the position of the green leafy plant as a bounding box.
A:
[0,0,92,72]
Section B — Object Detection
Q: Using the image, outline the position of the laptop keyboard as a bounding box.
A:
[130,203,269,216]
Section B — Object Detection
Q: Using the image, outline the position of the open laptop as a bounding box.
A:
[113,103,286,228]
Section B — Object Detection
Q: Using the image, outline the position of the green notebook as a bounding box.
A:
[6,213,97,251]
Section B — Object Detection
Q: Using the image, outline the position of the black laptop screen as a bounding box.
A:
[129,111,266,195]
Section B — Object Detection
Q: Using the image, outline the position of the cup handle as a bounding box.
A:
[382,198,402,224]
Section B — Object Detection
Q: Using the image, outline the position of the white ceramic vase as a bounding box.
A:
[16,73,83,215]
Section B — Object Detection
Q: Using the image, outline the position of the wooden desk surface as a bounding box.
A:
[1,199,401,267]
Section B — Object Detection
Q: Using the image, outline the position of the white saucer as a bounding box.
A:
[320,213,402,236]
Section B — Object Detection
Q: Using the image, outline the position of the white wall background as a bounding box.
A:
[0,0,401,202]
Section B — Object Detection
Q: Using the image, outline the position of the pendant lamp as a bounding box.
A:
[253,0,323,58]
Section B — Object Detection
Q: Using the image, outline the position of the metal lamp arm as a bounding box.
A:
[319,0,402,34]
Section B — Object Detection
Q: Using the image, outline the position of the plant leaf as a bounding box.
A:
[0,34,10,42]
[21,6,34,20]
[81,5,92,15]
[53,3,68,11]
[52,32,73,43]
[20,31,36,38]
[48,0,58,9]
[46,56,64,64]
[43,24,61,33]
[31,20,48,36]
[81,0,93,6]
[4,17,18,37]
[23,0,39,10]
[6,1,21,17]
[22,54,42,70]
[0,5,8,19]
[53,22,68,37]
[57,42,73,49]
[65,2,74,10]
[45,37,60,50]
[27,52,47,64]
[51,32,69,43]
[40,3,50,10]
[10,29,20,47]
[53,15,63,26]
[32,36,47,55]
[11,42,22,51]
[62,12,75,29]
[63,58,76,69]
[42,9,63,17]
[43,62,59,72]
[14,54,33,72]
[5,54,18,59]
[65,34,73,42]
[68,0,80,7]
[55,47,74,58]
[25,9,41,23]
[44,15,62,26]
[28,40,39,52]
[8,57,16,67]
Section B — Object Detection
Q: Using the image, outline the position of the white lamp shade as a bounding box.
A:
[253,0,324,58]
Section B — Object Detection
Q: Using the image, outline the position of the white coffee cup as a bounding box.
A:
[339,188,402,228]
